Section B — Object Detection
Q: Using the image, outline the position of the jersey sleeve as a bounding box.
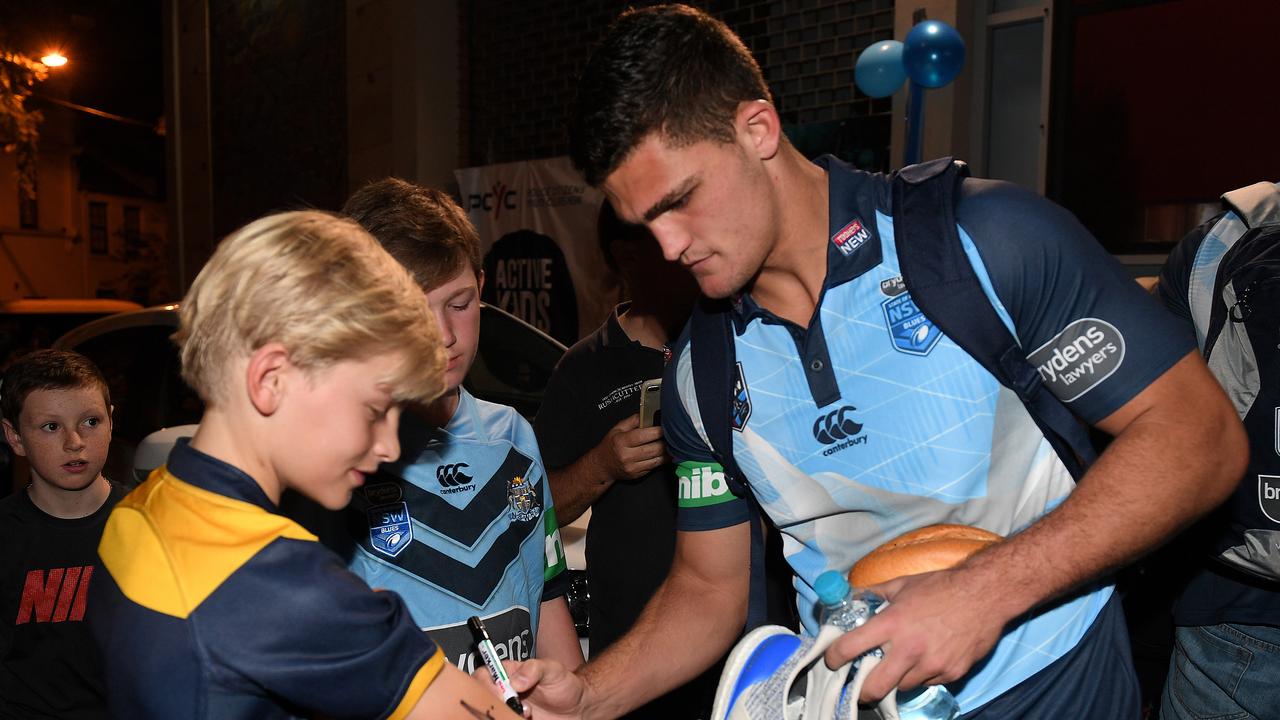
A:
[520,421,570,601]
[1158,213,1222,327]
[956,178,1196,423]
[203,540,442,720]
[663,334,751,532]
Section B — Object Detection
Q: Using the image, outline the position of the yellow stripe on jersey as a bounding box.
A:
[98,466,317,618]
[387,648,446,720]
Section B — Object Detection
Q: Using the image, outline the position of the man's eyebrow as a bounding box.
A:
[642,176,697,223]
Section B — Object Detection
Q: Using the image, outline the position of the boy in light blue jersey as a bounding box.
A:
[342,179,583,674]
[505,6,1248,719]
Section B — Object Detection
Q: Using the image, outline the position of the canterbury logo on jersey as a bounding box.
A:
[437,463,475,494]
[813,405,868,456]
[16,566,94,624]
[354,447,550,605]
[813,406,864,444]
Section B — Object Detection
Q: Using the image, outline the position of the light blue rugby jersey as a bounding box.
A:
[664,158,1194,712]
[347,389,568,674]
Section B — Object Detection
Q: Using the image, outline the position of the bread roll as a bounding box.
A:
[848,524,1003,588]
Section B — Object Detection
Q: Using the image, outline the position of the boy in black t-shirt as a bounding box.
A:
[0,349,123,719]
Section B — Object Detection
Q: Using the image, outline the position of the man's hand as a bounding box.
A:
[823,568,1006,702]
[592,414,666,482]
[505,659,589,720]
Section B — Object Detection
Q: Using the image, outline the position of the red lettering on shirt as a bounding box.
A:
[16,566,94,624]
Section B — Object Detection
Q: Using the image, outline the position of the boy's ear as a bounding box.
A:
[737,99,781,161]
[244,343,292,417]
[2,419,25,458]
[475,269,485,296]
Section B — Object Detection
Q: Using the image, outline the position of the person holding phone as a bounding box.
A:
[532,201,708,719]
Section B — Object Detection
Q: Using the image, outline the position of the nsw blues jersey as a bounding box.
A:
[664,158,1194,712]
[347,390,568,674]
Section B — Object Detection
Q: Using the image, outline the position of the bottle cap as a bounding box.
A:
[814,570,851,605]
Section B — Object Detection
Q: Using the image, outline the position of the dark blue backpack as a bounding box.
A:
[689,158,1098,629]
[1187,182,1280,582]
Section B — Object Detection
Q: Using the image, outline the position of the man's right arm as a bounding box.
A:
[512,521,750,719]
[546,415,665,525]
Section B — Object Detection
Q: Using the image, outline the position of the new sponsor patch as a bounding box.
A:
[676,461,736,508]
[1260,475,1280,524]
[731,362,752,431]
[831,217,872,257]
[1028,318,1126,402]
[881,291,941,356]
[368,501,413,558]
[507,475,540,522]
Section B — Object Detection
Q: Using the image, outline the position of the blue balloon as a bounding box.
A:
[854,40,907,98]
[902,20,966,88]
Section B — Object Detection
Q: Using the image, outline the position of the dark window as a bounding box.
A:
[90,202,109,254]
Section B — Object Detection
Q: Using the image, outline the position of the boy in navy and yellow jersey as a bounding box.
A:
[89,210,521,720]
[0,350,123,719]
[340,179,583,674]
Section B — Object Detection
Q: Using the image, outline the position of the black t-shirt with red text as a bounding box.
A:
[0,483,124,719]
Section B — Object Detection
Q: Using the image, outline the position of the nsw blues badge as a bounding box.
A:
[507,475,540,522]
[731,361,752,431]
[368,501,413,558]
[880,277,941,356]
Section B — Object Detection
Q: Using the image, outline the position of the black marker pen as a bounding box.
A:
[467,616,525,715]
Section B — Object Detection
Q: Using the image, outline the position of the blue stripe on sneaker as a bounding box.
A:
[728,634,804,716]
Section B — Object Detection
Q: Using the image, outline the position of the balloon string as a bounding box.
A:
[905,81,925,166]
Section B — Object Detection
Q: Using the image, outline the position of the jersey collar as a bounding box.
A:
[729,155,889,332]
[166,437,278,511]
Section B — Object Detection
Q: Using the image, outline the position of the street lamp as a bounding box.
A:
[40,51,68,68]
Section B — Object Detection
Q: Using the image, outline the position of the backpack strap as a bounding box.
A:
[892,158,1097,480]
[689,300,774,630]
[1222,181,1280,229]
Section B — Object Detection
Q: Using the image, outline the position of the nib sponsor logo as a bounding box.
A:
[1028,319,1125,402]
[677,463,733,508]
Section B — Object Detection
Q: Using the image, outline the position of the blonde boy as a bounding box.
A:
[89,211,519,719]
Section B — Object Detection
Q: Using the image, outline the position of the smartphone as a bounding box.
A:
[638,378,663,428]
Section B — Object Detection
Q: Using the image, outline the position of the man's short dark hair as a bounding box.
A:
[570,4,772,187]
[1,349,110,426]
[342,178,482,291]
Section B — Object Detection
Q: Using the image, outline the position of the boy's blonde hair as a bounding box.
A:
[174,210,445,406]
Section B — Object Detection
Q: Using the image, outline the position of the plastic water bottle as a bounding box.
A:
[814,571,960,720]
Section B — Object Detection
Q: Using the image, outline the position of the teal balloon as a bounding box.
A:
[903,20,966,88]
[854,40,907,98]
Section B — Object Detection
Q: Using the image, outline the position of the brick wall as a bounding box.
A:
[460,0,895,169]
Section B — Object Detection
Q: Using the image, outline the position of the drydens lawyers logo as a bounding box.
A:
[1028,318,1125,402]
[676,462,735,508]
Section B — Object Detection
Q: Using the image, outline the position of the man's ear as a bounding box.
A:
[737,99,781,161]
[2,419,25,458]
[245,343,292,417]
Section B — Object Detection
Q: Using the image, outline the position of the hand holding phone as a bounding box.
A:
[638,378,662,428]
